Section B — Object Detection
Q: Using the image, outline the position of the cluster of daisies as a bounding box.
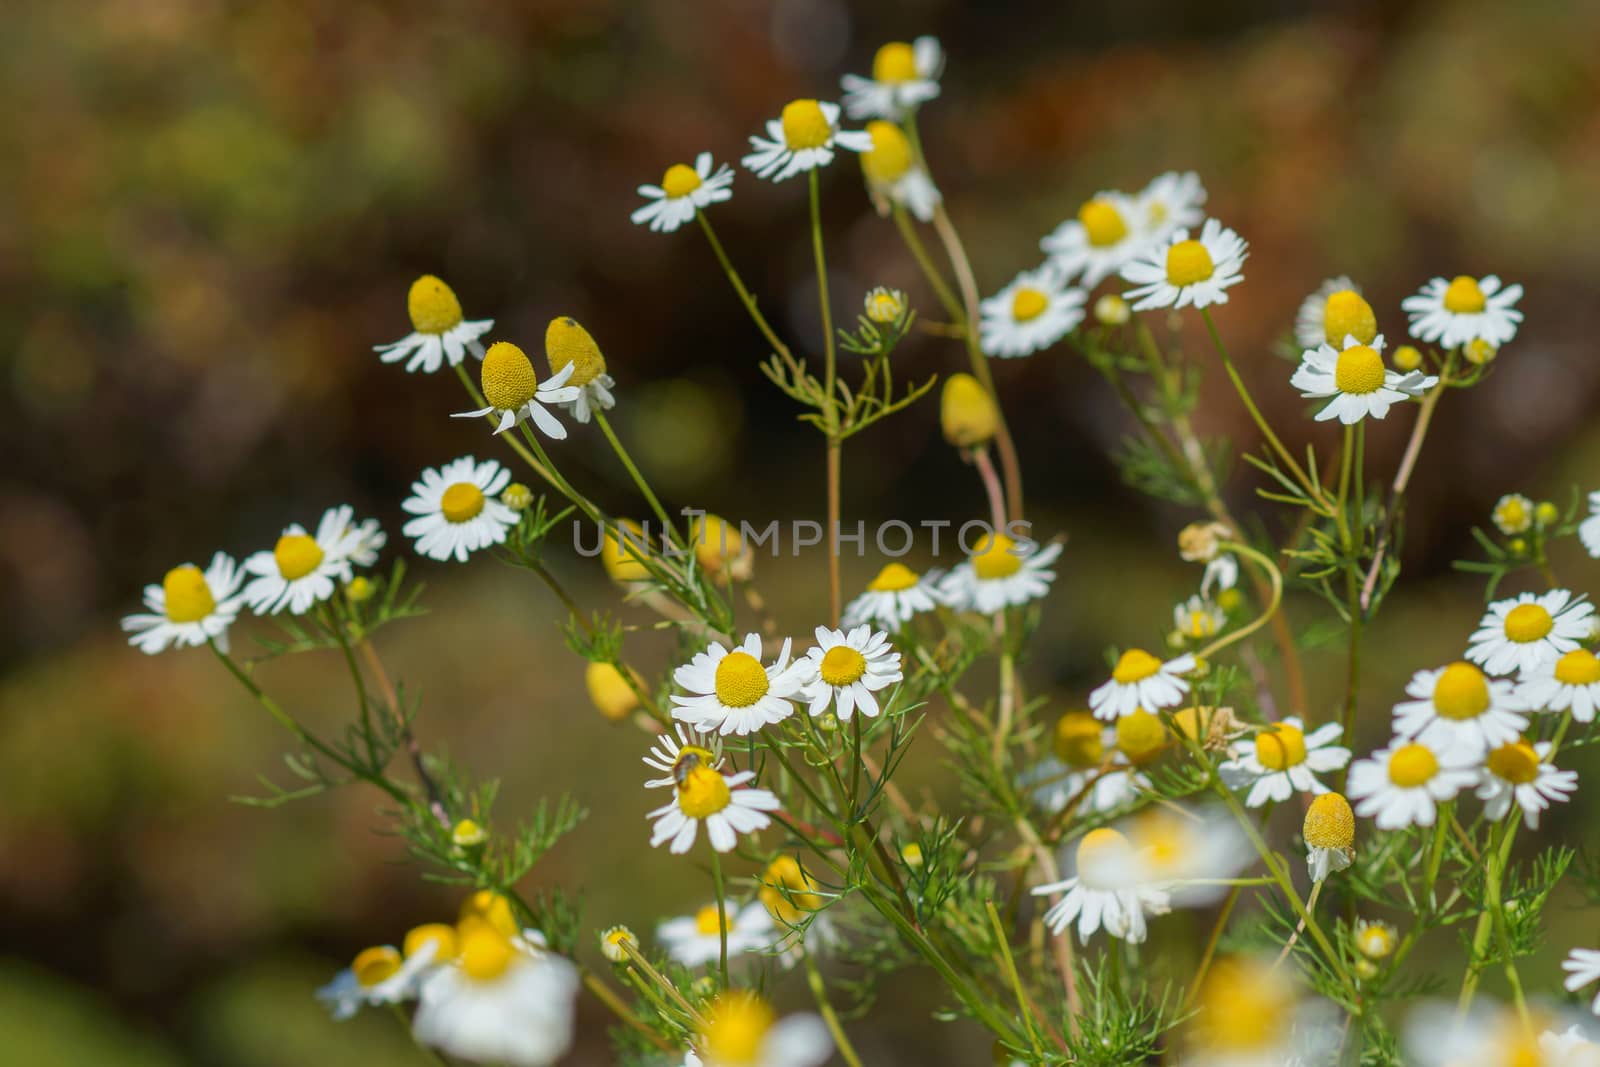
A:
[835,531,1063,633]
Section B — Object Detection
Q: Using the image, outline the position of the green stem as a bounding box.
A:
[986,901,1045,1061]
[696,213,793,359]
[710,849,729,989]
[809,168,844,625]
[594,407,675,539]
[802,949,866,1067]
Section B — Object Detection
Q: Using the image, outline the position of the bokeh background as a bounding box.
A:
[6,0,1600,1062]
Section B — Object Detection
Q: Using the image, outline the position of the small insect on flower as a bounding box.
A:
[1218,716,1351,807]
[1476,739,1577,829]
[242,505,374,615]
[1563,948,1600,1014]
[1466,589,1595,677]
[643,725,781,854]
[402,456,521,563]
[375,275,494,374]
[742,99,873,183]
[452,340,579,438]
[1290,335,1437,424]
[938,373,1000,449]
[860,120,940,222]
[658,902,774,968]
[939,531,1062,614]
[545,317,617,424]
[1401,274,1524,349]
[1089,648,1196,721]
[1493,493,1535,535]
[1303,792,1356,882]
[1120,218,1248,312]
[1135,170,1208,250]
[1579,491,1600,559]
[1294,277,1378,350]
[798,624,903,721]
[977,264,1087,358]
[1031,826,1172,944]
[840,37,944,119]
[1391,661,1525,760]
[632,152,735,234]
[1518,648,1600,722]
[123,552,246,654]
[694,989,833,1067]
[1041,189,1148,288]
[671,632,808,736]
[1346,737,1478,830]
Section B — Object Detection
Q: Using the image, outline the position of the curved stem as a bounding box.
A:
[1193,542,1283,663]
[802,949,866,1067]
[594,407,675,540]
[809,169,843,625]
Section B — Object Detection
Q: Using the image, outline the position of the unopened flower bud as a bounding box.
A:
[1094,293,1130,326]
[940,373,999,448]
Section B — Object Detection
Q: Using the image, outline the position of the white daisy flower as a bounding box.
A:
[938,532,1062,614]
[1303,792,1357,882]
[1466,589,1594,677]
[317,944,412,1020]
[1476,739,1576,829]
[241,506,365,615]
[840,38,943,119]
[1290,334,1437,424]
[412,922,579,1067]
[696,991,833,1067]
[1024,712,1147,816]
[1121,218,1248,312]
[671,632,807,736]
[1293,277,1377,350]
[1565,948,1600,1014]
[1135,170,1208,248]
[1517,648,1600,721]
[632,152,735,233]
[402,456,520,563]
[452,340,578,438]
[1173,594,1227,643]
[658,902,774,968]
[1130,806,1251,906]
[977,265,1086,358]
[1040,190,1147,288]
[1088,648,1196,721]
[842,562,944,630]
[1406,1002,1595,1067]
[1218,717,1351,807]
[1492,493,1535,535]
[860,120,940,222]
[642,723,725,791]
[1579,491,1600,558]
[798,625,903,721]
[741,99,872,183]
[1355,919,1397,960]
[646,754,781,855]
[375,275,493,374]
[1543,1025,1600,1066]
[545,316,617,425]
[1182,956,1340,1067]
[334,508,387,568]
[1031,827,1172,944]
[1391,661,1525,760]
[123,552,245,655]
[1401,274,1524,349]
[1346,738,1477,830]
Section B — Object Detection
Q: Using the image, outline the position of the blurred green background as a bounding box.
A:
[6,0,1600,1062]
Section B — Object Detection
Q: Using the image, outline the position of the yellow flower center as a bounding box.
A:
[1322,289,1377,346]
[460,890,520,937]
[545,316,607,386]
[1432,661,1491,720]
[403,923,460,963]
[1303,792,1355,850]
[1075,827,1134,888]
[872,41,918,83]
[273,534,324,581]
[602,521,652,582]
[661,163,702,198]
[407,275,464,334]
[1393,344,1423,371]
[1135,812,1188,875]
[1195,958,1293,1051]
[940,373,999,448]
[861,120,913,183]
[819,645,868,687]
[440,482,486,525]
[702,991,776,1066]
[1555,649,1600,686]
[1387,743,1438,788]
[1356,923,1395,959]
[1504,603,1554,644]
[970,532,1023,580]
[1164,239,1214,287]
[678,764,733,819]
[479,341,539,410]
[162,565,215,623]
[1078,198,1129,248]
[1333,344,1386,395]
[458,922,517,982]
[1112,648,1163,685]
[1183,609,1218,639]
[1115,708,1166,763]
[1495,496,1531,532]
[1254,723,1308,770]
[1010,287,1049,323]
[1053,711,1105,767]
[352,945,403,987]
[780,99,832,151]
[452,819,486,847]
[694,903,727,936]
[586,661,641,721]
[868,562,919,592]
[760,855,823,924]
[1486,741,1540,785]
[1442,275,1487,314]
[714,650,770,708]
[865,288,904,323]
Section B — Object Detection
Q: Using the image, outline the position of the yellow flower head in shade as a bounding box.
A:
[585,661,642,722]
[940,373,999,448]
[162,565,215,623]
[601,520,652,582]
[1115,709,1166,764]
[873,41,918,83]
[1534,500,1560,527]
[408,275,464,334]
[701,990,777,1065]
[459,890,519,938]
[900,841,924,867]
[861,120,914,184]
[1464,338,1497,365]
[1322,289,1377,346]
[1054,710,1105,767]
[692,513,751,578]
[1190,956,1296,1053]
[403,923,460,965]
[452,818,487,848]
[1303,792,1355,851]
[545,316,607,387]
[1392,344,1423,372]
[759,854,825,926]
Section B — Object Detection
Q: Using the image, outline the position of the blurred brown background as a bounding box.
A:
[5,0,1600,1062]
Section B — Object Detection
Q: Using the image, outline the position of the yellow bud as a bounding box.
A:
[861,120,913,184]
[585,661,643,722]
[345,576,375,604]
[940,373,999,448]
[692,514,750,579]
[1535,501,1559,527]
[601,520,652,582]
[452,819,487,848]
[1392,345,1423,372]
[1464,338,1497,366]
[1094,293,1130,326]
[501,483,533,511]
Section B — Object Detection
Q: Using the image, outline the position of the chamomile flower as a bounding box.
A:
[1542,1025,1600,1066]
[375,275,493,374]
[1303,793,1356,882]
[938,532,1062,614]
[1089,649,1196,721]
[1476,739,1576,829]
[1182,956,1340,1067]
[1391,661,1525,759]
[842,562,944,630]
[1406,1003,1593,1067]
[545,316,617,424]
[1466,589,1594,677]
[1493,493,1535,535]
[1136,170,1208,248]
[1130,806,1251,906]
[799,625,903,721]
[742,99,872,183]
[1290,335,1437,424]
[1121,218,1247,311]
[1401,274,1524,349]
[452,341,578,438]
[1355,919,1396,960]
[1564,948,1600,1014]
[123,553,245,654]
[1347,738,1477,829]
[759,854,837,960]
[1218,717,1351,807]
[695,990,832,1067]
[1024,711,1147,815]
[658,902,774,968]
[1178,520,1239,594]
[1173,594,1227,643]
[840,38,944,119]
[1040,190,1147,288]
[646,750,780,855]
[1294,277,1378,349]
[1518,648,1600,721]
[863,287,907,325]
[402,457,520,563]
[977,265,1086,358]
[671,633,807,736]
[242,506,366,615]
[632,153,735,233]
[1579,491,1600,558]
[411,921,579,1067]
[1032,827,1171,944]
[643,724,724,792]
[317,943,413,1020]
[859,119,940,221]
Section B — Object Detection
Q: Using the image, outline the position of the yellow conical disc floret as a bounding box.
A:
[1303,793,1354,850]
[1165,240,1215,286]
[408,275,464,334]
[457,920,516,982]
[873,41,918,83]
[274,534,324,581]
[1054,711,1104,767]
[780,100,832,151]
[586,661,642,721]
[459,889,520,938]
[1254,723,1307,770]
[545,316,607,387]
[940,373,999,448]
[678,764,732,818]
[868,562,919,592]
[481,341,540,411]
[1333,345,1385,395]
[969,532,1022,580]
[1115,709,1166,763]
[661,163,702,199]
[1079,198,1129,248]
[403,923,460,964]
[702,990,776,1066]
[862,121,913,184]
[692,514,747,576]
[602,521,652,582]
[352,945,403,987]
[162,565,215,623]
[1322,290,1377,346]
[714,651,769,708]
[1443,275,1487,313]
